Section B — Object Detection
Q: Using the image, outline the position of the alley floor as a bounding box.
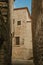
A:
[12,59,34,65]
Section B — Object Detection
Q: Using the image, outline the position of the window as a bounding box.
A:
[17,21,21,25]
[15,37,20,45]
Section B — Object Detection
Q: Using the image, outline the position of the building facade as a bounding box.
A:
[0,0,14,65]
[32,0,43,65]
[12,7,33,60]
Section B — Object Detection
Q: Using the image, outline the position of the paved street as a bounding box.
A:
[12,59,34,65]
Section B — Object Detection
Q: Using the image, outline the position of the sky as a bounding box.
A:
[14,0,32,14]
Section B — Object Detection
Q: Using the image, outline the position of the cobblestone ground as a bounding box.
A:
[12,59,34,65]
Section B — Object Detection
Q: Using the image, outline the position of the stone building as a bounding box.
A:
[12,7,33,61]
[32,0,43,65]
[0,0,15,65]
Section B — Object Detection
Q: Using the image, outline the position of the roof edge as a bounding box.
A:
[14,7,32,19]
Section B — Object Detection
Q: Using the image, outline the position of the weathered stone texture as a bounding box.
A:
[32,0,43,65]
[0,0,12,65]
[12,8,33,60]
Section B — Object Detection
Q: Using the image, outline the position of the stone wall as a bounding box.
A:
[12,8,33,60]
[32,0,43,65]
[0,0,13,65]
[12,46,33,61]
